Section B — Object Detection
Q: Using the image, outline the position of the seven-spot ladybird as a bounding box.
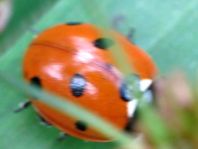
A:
[21,23,157,142]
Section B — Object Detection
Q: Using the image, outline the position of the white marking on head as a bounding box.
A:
[139,79,152,92]
[126,79,153,117]
[140,79,154,103]
[127,99,138,117]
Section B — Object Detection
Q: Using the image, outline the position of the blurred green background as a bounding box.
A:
[0,0,198,148]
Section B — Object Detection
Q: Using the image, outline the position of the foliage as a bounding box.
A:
[0,0,198,149]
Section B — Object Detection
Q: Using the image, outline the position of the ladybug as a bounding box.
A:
[19,22,157,142]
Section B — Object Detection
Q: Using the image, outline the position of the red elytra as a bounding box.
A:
[23,23,157,142]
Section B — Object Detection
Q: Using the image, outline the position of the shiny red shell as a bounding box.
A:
[23,23,157,142]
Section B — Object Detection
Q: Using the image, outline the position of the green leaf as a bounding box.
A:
[0,0,57,54]
[0,0,198,148]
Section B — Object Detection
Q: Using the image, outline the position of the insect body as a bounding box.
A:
[22,23,157,142]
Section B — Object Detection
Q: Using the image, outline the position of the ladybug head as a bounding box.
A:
[120,75,155,132]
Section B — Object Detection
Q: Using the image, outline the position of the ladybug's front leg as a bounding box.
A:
[14,100,31,113]
[37,115,52,126]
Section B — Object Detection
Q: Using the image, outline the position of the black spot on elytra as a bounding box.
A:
[125,108,139,132]
[70,74,86,97]
[75,121,87,131]
[120,83,133,101]
[94,38,114,49]
[30,77,42,88]
[66,22,82,25]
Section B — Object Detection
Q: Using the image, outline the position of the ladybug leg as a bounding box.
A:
[127,28,135,43]
[14,100,31,113]
[124,108,139,133]
[57,132,68,141]
[37,115,52,126]
[111,15,125,30]
[112,15,135,43]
